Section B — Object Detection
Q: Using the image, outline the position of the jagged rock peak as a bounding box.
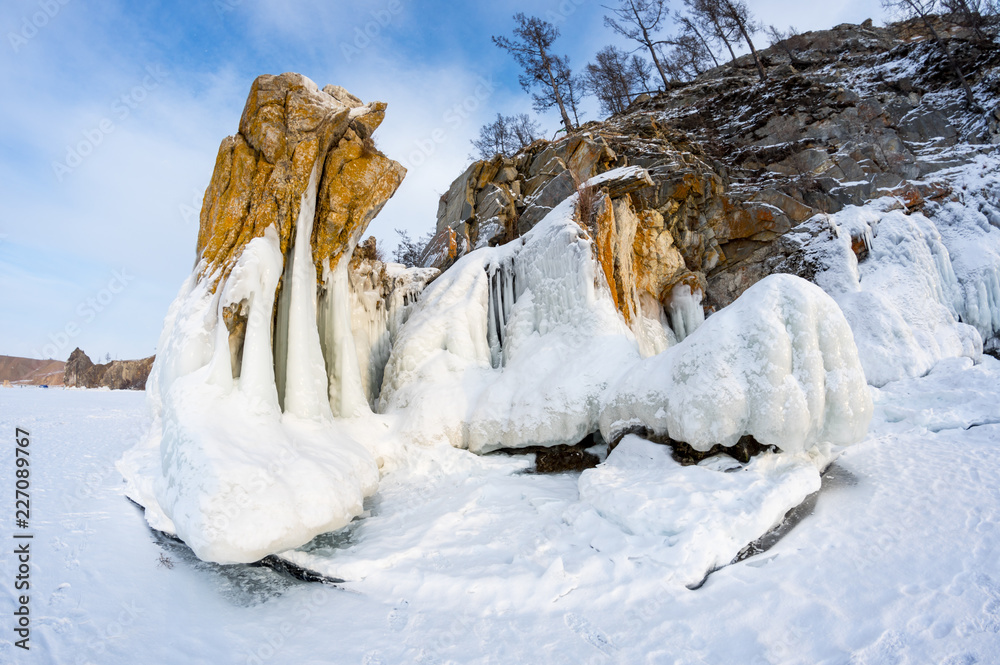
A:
[197,72,404,285]
[65,348,154,390]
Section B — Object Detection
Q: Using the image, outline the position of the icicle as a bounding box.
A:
[316,258,367,417]
[669,284,705,342]
[278,162,333,420]
[235,227,282,409]
[486,256,517,368]
[330,260,435,411]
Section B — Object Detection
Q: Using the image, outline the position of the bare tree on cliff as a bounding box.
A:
[683,0,740,65]
[393,229,431,268]
[603,0,673,91]
[524,57,585,131]
[584,46,654,115]
[882,0,977,107]
[493,14,576,133]
[766,25,805,66]
[674,12,722,69]
[941,0,998,42]
[660,33,714,79]
[716,0,767,81]
[563,71,586,128]
[655,12,721,80]
[471,113,541,159]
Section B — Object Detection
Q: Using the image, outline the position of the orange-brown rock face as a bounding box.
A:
[313,137,405,278]
[586,182,690,330]
[196,73,405,284]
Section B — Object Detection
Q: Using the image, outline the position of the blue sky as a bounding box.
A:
[0,0,886,361]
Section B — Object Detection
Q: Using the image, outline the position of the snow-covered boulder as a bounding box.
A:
[600,273,873,455]
[578,435,824,587]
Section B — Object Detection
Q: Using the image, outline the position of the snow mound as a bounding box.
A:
[579,435,823,586]
[118,223,379,564]
[600,273,873,454]
[379,194,649,453]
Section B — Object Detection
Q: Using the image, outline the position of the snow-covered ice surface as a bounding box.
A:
[3,355,999,663]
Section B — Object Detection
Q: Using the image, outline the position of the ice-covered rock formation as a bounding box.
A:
[382,177,873,460]
[793,199,985,386]
[600,274,873,454]
[421,16,1000,387]
[119,74,426,564]
[380,192,648,453]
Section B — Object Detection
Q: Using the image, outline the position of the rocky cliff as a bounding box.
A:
[63,348,154,390]
[425,17,1000,350]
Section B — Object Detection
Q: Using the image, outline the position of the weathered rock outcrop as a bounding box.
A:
[190,72,421,413]
[424,16,1000,336]
[198,74,404,285]
[64,348,154,390]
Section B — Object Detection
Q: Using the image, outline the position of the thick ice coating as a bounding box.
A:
[116,75,410,564]
[800,200,984,387]
[380,185,874,458]
[600,273,874,453]
[118,227,380,563]
[379,195,649,452]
